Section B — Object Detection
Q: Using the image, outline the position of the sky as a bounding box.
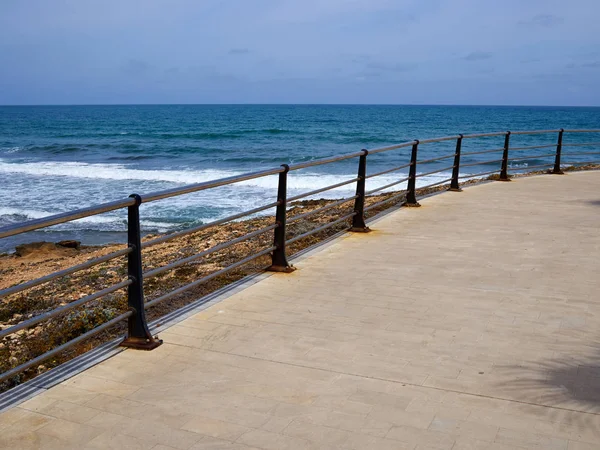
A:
[1,0,599,106]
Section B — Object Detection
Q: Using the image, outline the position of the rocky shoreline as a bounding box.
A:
[1,165,598,391]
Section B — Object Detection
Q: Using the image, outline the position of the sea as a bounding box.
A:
[1,105,599,251]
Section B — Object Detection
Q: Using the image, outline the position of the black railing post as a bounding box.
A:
[121,194,162,350]
[552,128,565,174]
[268,165,295,272]
[449,134,463,191]
[406,141,421,207]
[499,131,511,181]
[350,150,371,232]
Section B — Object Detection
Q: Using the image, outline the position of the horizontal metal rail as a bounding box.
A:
[561,142,600,147]
[287,152,365,171]
[508,143,558,151]
[563,129,600,133]
[0,280,132,340]
[287,213,356,245]
[461,147,505,156]
[145,246,276,309]
[287,178,358,203]
[460,159,503,168]
[368,141,415,155]
[366,162,412,179]
[561,152,600,156]
[365,177,410,195]
[510,129,561,135]
[141,167,284,203]
[288,196,357,223]
[509,164,553,171]
[144,224,277,280]
[509,153,556,162]
[0,198,135,240]
[0,248,131,299]
[364,192,407,212]
[418,178,453,191]
[365,135,460,153]
[417,153,457,164]
[458,169,499,179]
[143,201,279,248]
[563,161,600,165]
[418,135,462,145]
[462,132,508,139]
[0,311,132,384]
[416,165,455,178]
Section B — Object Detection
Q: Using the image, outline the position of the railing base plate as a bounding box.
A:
[350,226,371,233]
[267,265,296,273]
[448,187,462,192]
[120,336,163,350]
[498,178,512,182]
[551,170,565,175]
[405,202,421,207]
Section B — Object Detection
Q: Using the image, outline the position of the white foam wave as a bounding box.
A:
[1,147,23,154]
[0,159,236,184]
[0,206,121,225]
[0,206,176,232]
[0,159,452,193]
[0,206,53,220]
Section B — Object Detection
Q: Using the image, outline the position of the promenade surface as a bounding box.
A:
[1,171,599,450]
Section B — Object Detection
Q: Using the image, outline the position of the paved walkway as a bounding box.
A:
[1,172,599,450]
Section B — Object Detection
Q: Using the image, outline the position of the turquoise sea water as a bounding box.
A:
[0,104,599,250]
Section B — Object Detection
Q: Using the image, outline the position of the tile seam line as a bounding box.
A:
[166,343,600,419]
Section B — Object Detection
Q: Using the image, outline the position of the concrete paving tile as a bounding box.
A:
[0,408,54,431]
[386,424,456,449]
[494,427,568,450]
[83,431,156,449]
[62,373,141,397]
[28,399,101,424]
[282,418,352,447]
[36,418,103,446]
[181,416,252,441]
[236,429,314,450]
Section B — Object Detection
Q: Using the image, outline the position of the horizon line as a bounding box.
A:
[1,103,600,108]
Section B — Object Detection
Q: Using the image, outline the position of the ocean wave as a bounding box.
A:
[0,206,54,221]
[1,146,23,154]
[106,155,155,161]
[152,129,294,139]
[51,129,296,140]
[0,157,458,192]
[0,206,175,232]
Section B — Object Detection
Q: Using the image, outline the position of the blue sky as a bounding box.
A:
[1,0,599,105]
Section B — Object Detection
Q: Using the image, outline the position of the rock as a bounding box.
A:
[9,356,18,366]
[37,365,47,374]
[15,241,57,257]
[57,240,81,250]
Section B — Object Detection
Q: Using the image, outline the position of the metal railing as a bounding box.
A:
[1,128,599,385]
